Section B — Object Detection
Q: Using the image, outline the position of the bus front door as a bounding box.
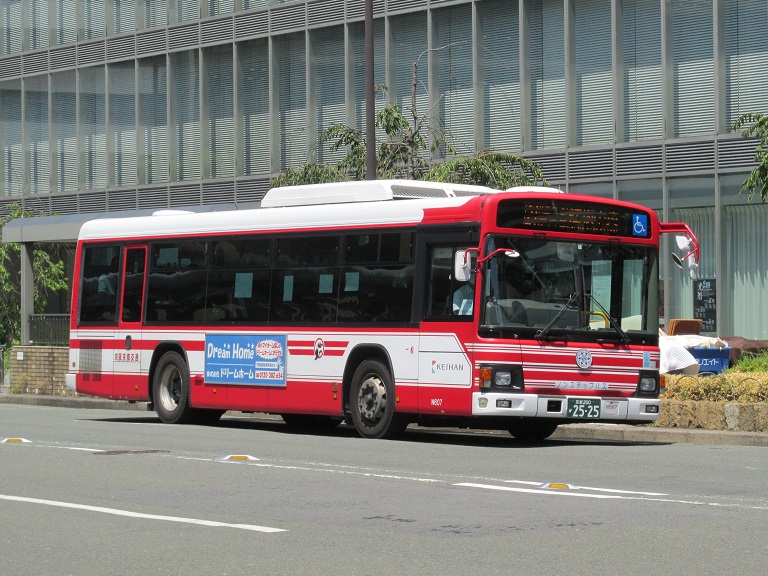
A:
[114,246,147,401]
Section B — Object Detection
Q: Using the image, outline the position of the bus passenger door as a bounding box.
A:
[417,243,477,416]
[114,246,147,400]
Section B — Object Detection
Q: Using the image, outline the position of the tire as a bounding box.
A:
[508,419,559,442]
[281,414,343,431]
[349,360,407,439]
[153,351,195,424]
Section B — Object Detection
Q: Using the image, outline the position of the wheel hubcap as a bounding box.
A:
[358,375,387,421]
[158,365,181,412]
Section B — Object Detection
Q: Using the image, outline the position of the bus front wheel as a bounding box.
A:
[349,360,407,439]
[153,351,195,424]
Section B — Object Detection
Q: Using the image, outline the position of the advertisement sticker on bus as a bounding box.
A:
[205,334,286,386]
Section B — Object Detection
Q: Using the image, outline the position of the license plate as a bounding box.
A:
[567,398,601,419]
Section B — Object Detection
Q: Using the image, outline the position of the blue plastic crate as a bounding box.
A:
[687,347,731,374]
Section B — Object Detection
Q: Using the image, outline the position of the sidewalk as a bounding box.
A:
[1,393,767,447]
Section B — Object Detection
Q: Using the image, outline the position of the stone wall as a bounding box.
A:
[9,345,71,396]
[657,399,768,433]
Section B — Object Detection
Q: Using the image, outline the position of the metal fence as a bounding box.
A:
[29,314,69,346]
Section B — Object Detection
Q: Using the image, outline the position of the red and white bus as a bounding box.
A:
[66,179,699,440]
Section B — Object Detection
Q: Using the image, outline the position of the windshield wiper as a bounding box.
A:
[586,292,630,344]
[535,292,580,341]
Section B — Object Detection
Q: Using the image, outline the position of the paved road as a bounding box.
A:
[1,402,767,576]
[2,392,767,447]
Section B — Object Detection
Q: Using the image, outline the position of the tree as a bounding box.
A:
[271,97,547,189]
[0,205,69,348]
[732,112,768,203]
[424,151,546,189]
[272,46,547,189]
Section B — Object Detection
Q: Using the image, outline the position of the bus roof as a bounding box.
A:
[78,192,479,243]
[261,179,500,207]
[76,180,570,242]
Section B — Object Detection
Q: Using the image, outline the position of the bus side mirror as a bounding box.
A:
[454,250,476,282]
[671,235,699,280]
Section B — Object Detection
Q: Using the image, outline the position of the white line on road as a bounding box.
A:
[455,483,768,510]
[504,479,668,496]
[457,483,625,499]
[176,456,445,483]
[0,494,287,533]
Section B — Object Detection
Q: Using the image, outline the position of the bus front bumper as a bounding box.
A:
[471,392,660,422]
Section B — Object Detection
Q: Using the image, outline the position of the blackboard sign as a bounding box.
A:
[693,278,716,333]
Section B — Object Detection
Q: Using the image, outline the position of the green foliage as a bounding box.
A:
[729,350,768,373]
[271,87,545,189]
[269,163,349,188]
[663,372,768,403]
[424,151,547,189]
[732,112,768,203]
[0,205,69,347]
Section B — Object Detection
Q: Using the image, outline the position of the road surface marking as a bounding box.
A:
[0,494,286,533]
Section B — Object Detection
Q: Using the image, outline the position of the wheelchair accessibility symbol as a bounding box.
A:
[632,214,648,237]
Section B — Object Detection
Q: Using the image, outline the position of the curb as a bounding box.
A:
[2,393,767,447]
[0,393,149,411]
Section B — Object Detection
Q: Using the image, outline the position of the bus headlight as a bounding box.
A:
[479,365,523,390]
[639,377,657,393]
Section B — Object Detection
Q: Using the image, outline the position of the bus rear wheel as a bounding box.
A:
[153,351,195,424]
[508,419,559,442]
[350,360,407,439]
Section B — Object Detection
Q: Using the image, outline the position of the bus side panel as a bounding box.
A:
[417,329,475,417]
[190,382,230,410]
[185,345,231,410]
[69,335,115,399]
[113,371,149,401]
[221,385,266,412]
[268,379,341,415]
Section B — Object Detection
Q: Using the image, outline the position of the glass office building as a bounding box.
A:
[0,0,767,338]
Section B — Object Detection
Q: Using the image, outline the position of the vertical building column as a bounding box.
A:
[200,47,212,179]
[105,63,115,189]
[713,0,725,337]
[167,53,178,182]
[21,75,29,195]
[472,1,484,152]
[660,0,674,140]
[343,23,356,130]
[20,242,34,345]
[268,36,280,175]
[612,0,624,146]
[564,0,576,149]
[713,0,725,136]
[21,0,30,51]
[519,0,532,151]
[76,68,85,194]
[427,8,439,160]
[135,59,146,185]
[233,42,244,178]
[385,16,394,105]
[306,30,317,164]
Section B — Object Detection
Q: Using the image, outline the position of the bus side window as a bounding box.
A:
[80,245,121,324]
[427,246,471,318]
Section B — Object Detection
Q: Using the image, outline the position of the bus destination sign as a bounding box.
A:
[205,334,286,386]
[496,199,651,238]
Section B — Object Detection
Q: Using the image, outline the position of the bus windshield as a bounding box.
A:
[480,235,658,342]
